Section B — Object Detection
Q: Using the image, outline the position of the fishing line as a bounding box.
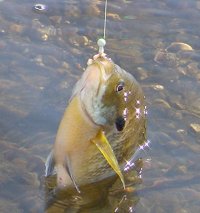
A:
[103,0,108,39]
[97,0,108,54]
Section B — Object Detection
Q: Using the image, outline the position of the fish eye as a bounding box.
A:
[115,116,125,131]
[116,81,124,92]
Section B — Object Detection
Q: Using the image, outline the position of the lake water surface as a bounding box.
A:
[0,0,200,212]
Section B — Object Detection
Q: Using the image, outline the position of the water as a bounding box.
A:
[0,0,200,212]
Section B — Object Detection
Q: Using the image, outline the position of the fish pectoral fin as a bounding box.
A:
[45,150,56,177]
[91,130,125,189]
[64,155,81,193]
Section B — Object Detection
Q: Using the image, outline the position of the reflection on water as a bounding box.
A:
[0,0,200,212]
[44,159,142,212]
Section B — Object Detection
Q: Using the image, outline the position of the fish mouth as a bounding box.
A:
[91,130,125,189]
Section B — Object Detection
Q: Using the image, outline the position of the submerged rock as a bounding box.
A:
[190,123,200,134]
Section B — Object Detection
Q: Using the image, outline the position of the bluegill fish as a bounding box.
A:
[45,56,146,192]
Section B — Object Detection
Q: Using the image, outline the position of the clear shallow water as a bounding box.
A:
[0,0,200,212]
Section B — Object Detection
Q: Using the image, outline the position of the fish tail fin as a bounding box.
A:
[45,150,55,177]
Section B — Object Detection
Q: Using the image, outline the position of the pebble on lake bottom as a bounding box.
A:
[154,42,194,66]
[190,123,200,134]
